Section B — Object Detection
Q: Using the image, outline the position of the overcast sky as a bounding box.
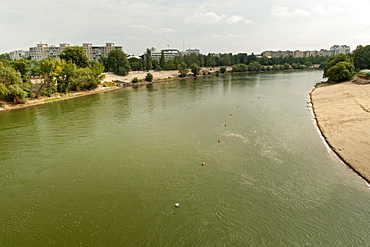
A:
[1,0,369,55]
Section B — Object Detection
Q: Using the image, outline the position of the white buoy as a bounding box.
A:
[175,203,180,207]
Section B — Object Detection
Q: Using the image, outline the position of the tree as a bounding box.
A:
[248,61,262,71]
[37,58,64,97]
[323,54,353,80]
[220,67,227,74]
[324,61,355,82]
[178,62,188,77]
[128,57,143,71]
[160,51,166,69]
[190,63,200,76]
[104,49,130,76]
[59,46,89,68]
[0,62,30,103]
[144,48,153,71]
[353,45,370,70]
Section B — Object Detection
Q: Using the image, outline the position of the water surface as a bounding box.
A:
[0,71,369,246]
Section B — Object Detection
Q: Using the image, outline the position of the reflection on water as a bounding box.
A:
[0,71,369,246]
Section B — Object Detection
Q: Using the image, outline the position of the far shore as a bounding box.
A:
[0,67,231,113]
[310,81,370,183]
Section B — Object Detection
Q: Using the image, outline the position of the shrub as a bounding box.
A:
[145,73,153,82]
[131,77,139,83]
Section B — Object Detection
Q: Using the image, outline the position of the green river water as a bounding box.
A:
[0,70,369,246]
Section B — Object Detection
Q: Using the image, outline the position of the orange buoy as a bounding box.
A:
[218,139,221,143]
[224,124,227,127]
[201,162,205,166]
[230,113,232,116]
[258,97,260,99]
[237,106,240,108]
[251,101,253,103]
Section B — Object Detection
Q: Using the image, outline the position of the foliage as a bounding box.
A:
[248,61,262,71]
[128,57,143,71]
[131,77,139,83]
[0,62,30,103]
[190,63,200,76]
[232,63,248,72]
[0,53,11,61]
[103,49,130,76]
[144,48,153,71]
[220,67,227,73]
[323,54,353,81]
[145,73,153,82]
[178,62,189,77]
[353,45,370,70]
[324,61,355,82]
[59,46,89,68]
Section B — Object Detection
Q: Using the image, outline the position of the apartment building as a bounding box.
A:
[8,43,123,62]
[261,45,350,58]
[83,43,123,62]
[150,47,180,62]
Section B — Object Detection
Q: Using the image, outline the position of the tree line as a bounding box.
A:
[131,49,329,72]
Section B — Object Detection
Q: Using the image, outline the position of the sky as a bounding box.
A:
[1,0,370,56]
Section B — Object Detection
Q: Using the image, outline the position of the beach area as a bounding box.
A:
[310,81,370,183]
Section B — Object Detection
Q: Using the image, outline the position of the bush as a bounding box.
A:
[131,77,139,83]
[145,73,153,82]
[220,67,227,74]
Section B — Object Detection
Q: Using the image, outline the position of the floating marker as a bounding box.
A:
[175,203,180,207]
[230,113,232,116]
[218,139,221,143]
[224,124,227,127]
[237,106,240,108]
[201,162,205,166]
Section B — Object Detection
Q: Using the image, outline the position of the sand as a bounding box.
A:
[310,81,370,182]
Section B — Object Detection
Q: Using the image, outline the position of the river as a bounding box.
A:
[0,70,369,246]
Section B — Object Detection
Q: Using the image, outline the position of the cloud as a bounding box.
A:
[184,12,225,25]
[227,15,244,24]
[271,5,309,18]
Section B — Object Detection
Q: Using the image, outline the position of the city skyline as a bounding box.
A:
[1,0,369,55]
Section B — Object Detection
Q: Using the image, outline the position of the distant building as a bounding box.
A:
[330,45,351,55]
[180,48,200,56]
[9,43,123,61]
[150,47,180,62]
[9,50,30,60]
[261,45,350,58]
[83,43,123,62]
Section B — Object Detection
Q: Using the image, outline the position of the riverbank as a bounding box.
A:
[0,68,229,112]
[310,81,370,183]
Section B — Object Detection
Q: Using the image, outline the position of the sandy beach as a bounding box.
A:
[310,81,370,182]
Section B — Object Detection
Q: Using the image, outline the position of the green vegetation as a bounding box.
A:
[323,54,355,82]
[144,73,153,82]
[0,61,32,103]
[59,46,89,68]
[353,45,370,70]
[178,62,189,77]
[190,63,200,76]
[101,49,130,76]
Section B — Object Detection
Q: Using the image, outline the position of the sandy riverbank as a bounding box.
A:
[310,81,370,182]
